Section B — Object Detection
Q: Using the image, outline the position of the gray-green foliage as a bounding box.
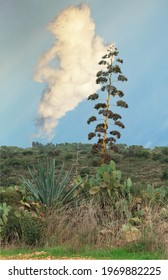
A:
[21,159,83,208]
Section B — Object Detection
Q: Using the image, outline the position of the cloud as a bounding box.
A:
[34,4,111,139]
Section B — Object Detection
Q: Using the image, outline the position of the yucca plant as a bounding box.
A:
[21,159,83,208]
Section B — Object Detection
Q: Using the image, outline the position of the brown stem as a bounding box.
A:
[101,56,113,164]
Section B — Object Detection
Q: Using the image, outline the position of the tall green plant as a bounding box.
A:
[21,159,83,208]
[87,45,128,162]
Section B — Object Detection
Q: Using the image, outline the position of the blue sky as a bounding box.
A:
[0,0,168,148]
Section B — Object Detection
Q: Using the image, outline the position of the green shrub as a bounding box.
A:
[20,215,46,246]
[160,147,168,155]
[92,159,99,167]
[160,157,168,163]
[152,153,162,161]
[110,153,123,163]
[65,154,73,160]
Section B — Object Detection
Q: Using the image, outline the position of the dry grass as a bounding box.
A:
[1,199,167,258]
[44,200,168,258]
[46,201,122,250]
[139,205,168,258]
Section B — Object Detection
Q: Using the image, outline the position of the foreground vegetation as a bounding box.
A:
[0,147,168,259]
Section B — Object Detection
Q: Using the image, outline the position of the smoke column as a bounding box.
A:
[34,4,111,139]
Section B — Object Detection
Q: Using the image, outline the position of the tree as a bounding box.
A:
[87,45,128,163]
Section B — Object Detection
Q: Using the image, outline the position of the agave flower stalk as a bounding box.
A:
[87,45,128,163]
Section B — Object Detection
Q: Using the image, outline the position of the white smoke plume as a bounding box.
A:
[34,4,111,139]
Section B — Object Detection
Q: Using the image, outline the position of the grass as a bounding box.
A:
[0,245,165,260]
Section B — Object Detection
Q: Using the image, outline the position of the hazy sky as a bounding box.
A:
[0,0,168,148]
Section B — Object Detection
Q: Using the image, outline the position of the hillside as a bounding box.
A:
[0,143,168,187]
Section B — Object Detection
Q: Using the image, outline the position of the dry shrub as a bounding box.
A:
[139,205,168,257]
[45,200,168,257]
[46,201,98,249]
[45,201,126,250]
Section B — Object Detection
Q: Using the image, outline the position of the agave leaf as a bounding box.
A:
[56,169,72,200]
[89,186,100,195]
[62,179,83,203]
[47,159,56,206]
[21,176,39,202]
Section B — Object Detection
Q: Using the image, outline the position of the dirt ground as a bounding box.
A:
[0,251,93,260]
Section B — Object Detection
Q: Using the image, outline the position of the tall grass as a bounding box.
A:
[44,200,168,258]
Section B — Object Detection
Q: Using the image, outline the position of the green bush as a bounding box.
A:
[20,215,46,246]
[160,147,168,155]
[65,154,73,160]
[152,153,162,161]
[160,157,168,163]
[91,159,99,167]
